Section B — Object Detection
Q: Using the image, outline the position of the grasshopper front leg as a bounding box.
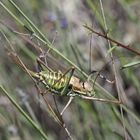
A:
[60,96,74,115]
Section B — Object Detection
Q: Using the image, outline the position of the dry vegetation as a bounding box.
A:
[0,0,140,140]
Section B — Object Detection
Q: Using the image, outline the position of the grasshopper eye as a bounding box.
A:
[82,82,85,89]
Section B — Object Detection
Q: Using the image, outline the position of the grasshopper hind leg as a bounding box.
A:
[59,67,75,115]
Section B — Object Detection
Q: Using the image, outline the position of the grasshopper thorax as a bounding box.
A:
[70,76,93,96]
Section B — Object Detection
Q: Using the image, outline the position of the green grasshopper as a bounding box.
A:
[8,51,121,116]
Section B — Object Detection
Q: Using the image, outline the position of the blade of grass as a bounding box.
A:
[0,85,48,140]
[121,61,140,69]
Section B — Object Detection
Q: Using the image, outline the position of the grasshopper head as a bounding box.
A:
[81,81,93,92]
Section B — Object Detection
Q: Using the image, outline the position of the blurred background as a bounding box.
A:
[0,0,140,140]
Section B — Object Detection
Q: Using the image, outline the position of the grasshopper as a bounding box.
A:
[8,51,121,116]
